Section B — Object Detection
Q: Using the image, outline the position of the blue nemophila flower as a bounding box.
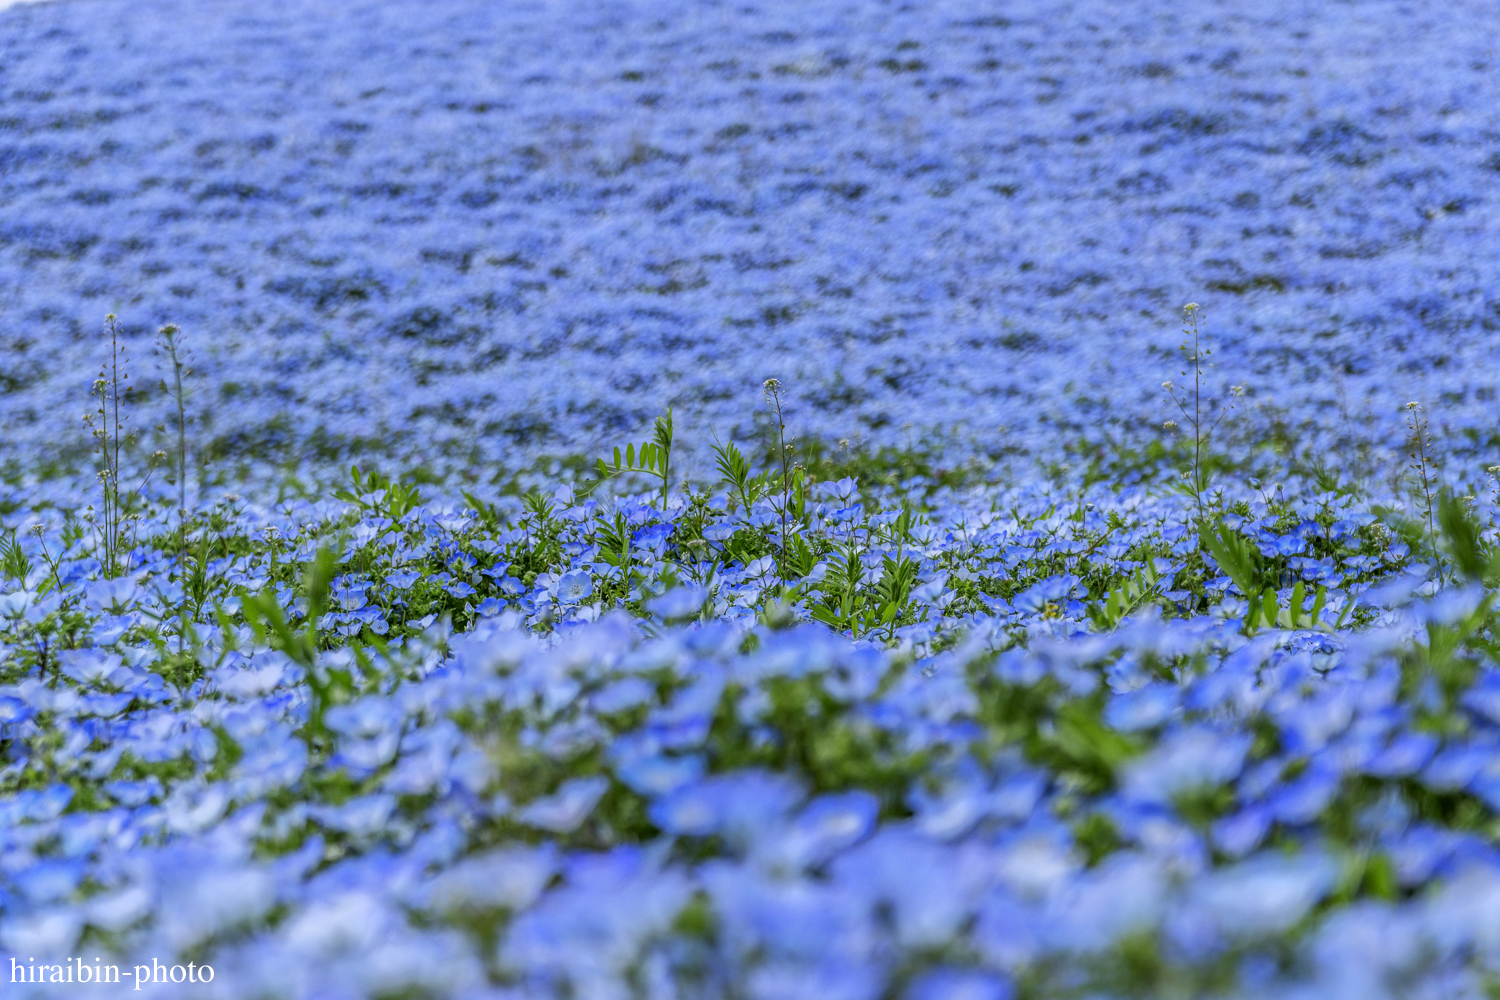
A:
[146,853,278,952]
[1267,760,1341,825]
[617,753,705,797]
[647,585,707,620]
[907,968,1015,1000]
[331,722,402,772]
[308,794,396,838]
[163,782,230,835]
[502,849,692,992]
[703,522,736,542]
[56,648,125,686]
[833,826,987,948]
[383,722,461,796]
[591,677,657,714]
[517,776,609,833]
[84,575,142,616]
[1364,731,1438,778]
[348,521,388,550]
[331,585,368,612]
[825,478,859,503]
[0,908,82,956]
[908,757,995,841]
[1415,584,1488,626]
[748,959,882,1000]
[385,569,421,590]
[649,770,802,846]
[1182,852,1338,940]
[5,785,73,824]
[632,522,673,549]
[0,695,32,728]
[103,778,161,808]
[1104,683,1181,732]
[829,504,863,525]
[701,862,870,965]
[1011,574,1083,616]
[416,845,558,914]
[0,589,36,619]
[1122,727,1252,805]
[743,554,776,579]
[325,697,403,740]
[1212,805,1274,859]
[13,859,83,905]
[761,791,880,870]
[1275,687,1359,755]
[1034,851,1169,953]
[333,616,365,638]
[1422,739,1495,791]
[0,2,1496,988]
[556,570,594,604]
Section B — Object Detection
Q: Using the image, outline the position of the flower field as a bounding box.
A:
[3,0,1500,997]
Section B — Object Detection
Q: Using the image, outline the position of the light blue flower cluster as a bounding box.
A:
[0,0,1496,489]
[0,462,1495,996]
[2,0,1500,995]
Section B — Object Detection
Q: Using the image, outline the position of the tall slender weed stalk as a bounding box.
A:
[155,324,192,554]
[82,315,162,578]
[1161,303,1242,525]
[1405,400,1444,586]
[763,378,794,580]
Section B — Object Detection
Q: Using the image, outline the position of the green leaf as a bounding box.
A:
[714,440,748,490]
[810,605,841,627]
[461,489,498,530]
[1200,518,1260,599]
[0,530,31,583]
[241,590,313,669]
[654,407,674,452]
[305,545,336,625]
[1244,590,1262,631]
[1309,585,1328,629]
[1287,580,1306,628]
[1261,587,1280,630]
[1439,490,1489,583]
[389,482,423,518]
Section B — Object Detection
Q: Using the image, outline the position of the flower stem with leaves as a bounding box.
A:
[1405,400,1444,587]
[155,324,192,557]
[83,315,162,579]
[763,378,794,581]
[1162,303,1243,526]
